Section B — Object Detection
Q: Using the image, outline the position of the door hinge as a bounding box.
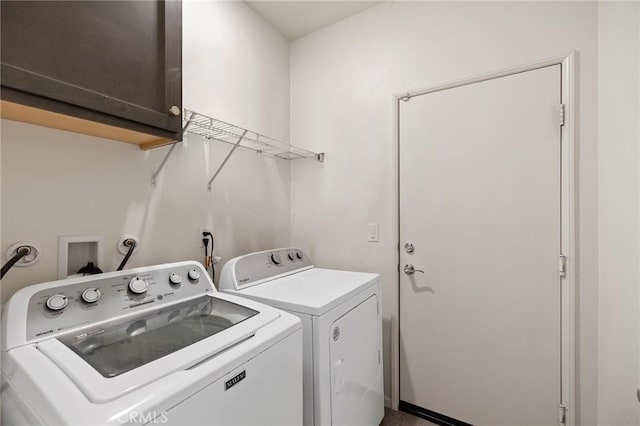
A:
[559,255,567,277]
[559,403,567,425]
[559,104,566,127]
[378,350,381,364]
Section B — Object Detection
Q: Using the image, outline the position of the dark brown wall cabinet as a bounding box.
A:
[0,0,182,149]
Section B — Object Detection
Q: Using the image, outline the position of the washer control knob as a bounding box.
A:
[188,268,200,281]
[169,272,183,286]
[81,288,101,303]
[46,294,68,311]
[128,277,148,294]
[296,250,303,260]
[288,251,296,261]
[270,253,282,265]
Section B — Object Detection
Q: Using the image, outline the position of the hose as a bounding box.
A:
[1,246,31,280]
[203,232,215,281]
[116,239,137,271]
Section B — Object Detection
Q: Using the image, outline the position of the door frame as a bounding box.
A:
[390,53,576,425]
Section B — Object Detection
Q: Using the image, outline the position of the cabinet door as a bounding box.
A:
[0,0,182,140]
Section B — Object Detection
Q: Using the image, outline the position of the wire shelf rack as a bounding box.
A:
[182,109,324,162]
[141,109,326,190]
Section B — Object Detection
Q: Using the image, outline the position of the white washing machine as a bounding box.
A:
[1,261,303,425]
[219,248,384,426]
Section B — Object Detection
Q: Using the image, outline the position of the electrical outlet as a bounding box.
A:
[199,227,212,247]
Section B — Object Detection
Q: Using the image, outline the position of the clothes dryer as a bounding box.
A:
[220,248,384,426]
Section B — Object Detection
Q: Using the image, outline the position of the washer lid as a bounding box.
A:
[34,293,281,403]
[58,295,258,379]
[234,268,380,316]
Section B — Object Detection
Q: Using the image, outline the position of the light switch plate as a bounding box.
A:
[368,223,379,242]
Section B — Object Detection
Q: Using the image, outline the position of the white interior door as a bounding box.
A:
[399,65,563,426]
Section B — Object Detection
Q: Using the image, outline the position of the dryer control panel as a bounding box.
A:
[20,261,213,342]
[219,248,313,291]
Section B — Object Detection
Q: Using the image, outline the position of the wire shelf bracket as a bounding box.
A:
[150,111,195,187]
[207,130,248,191]
[150,142,179,187]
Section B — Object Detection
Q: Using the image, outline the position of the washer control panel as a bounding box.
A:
[25,262,212,341]
[220,247,313,291]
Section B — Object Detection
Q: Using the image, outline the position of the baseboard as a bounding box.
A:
[399,400,474,426]
[384,396,391,408]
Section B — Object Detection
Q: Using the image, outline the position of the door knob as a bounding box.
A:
[403,264,424,275]
[404,243,415,254]
[168,105,181,116]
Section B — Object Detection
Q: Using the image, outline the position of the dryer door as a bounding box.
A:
[329,294,383,425]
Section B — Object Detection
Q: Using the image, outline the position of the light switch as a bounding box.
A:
[368,223,379,242]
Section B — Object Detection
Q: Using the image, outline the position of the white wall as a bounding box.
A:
[597,2,640,425]
[289,2,599,423]
[0,1,291,302]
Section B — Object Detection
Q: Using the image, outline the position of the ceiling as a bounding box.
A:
[245,1,382,40]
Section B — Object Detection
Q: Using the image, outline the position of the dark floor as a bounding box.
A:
[381,407,437,426]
